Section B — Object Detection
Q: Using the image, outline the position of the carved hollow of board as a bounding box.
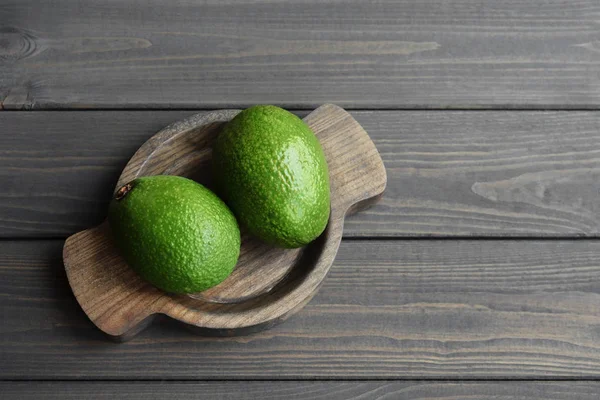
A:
[63,104,387,340]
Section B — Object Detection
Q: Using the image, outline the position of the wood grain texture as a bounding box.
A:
[3,381,600,400]
[62,104,387,337]
[3,239,600,378]
[1,0,599,109]
[2,110,600,238]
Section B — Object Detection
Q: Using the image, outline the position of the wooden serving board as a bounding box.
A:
[63,104,386,340]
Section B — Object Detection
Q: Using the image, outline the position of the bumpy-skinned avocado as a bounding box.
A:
[108,175,240,294]
[212,105,330,248]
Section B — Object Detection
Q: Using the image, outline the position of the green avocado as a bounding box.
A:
[108,175,240,294]
[212,105,330,248]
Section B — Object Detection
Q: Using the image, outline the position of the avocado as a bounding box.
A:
[108,175,240,294]
[212,105,330,248]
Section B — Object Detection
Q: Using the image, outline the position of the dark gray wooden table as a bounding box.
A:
[1,1,600,398]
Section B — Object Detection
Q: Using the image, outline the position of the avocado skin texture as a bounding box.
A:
[108,175,240,294]
[212,105,330,248]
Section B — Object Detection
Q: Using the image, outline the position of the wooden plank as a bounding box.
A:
[2,381,600,400]
[0,111,193,236]
[1,0,599,109]
[2,111,600,238]
[1,239,599,379]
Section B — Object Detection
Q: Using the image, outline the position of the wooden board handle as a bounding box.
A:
[305,104,386,217]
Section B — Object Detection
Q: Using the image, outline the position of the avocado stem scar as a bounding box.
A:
[115,183,133,201]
